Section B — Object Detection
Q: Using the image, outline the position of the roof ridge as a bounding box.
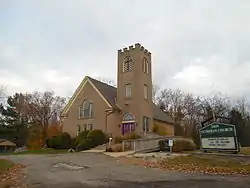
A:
[87,76,117,89]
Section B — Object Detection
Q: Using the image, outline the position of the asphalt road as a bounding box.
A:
[1,152,250,188]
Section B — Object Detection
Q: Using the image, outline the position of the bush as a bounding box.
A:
[158,139,169,151]
[87,130,107,146]
[172,139,196,152]
[76,139,93,151]
[158,138,196,153]
[47,136,60,149]
[114,136,124,144]
[114,133,141,144]
[108,143,131,152]
[111,143,123,152]
[47,132,72,149]
[75,130,90,146]
[58,132,72,149]
[74,130,107,151]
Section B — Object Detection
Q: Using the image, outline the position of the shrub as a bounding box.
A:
[158,138,196,152]
[59,132,72,149]
[114,133,141,144]
[158,139,169,151]
[87,130,107,146]
[111,143,123,152]
[110,143,131,152]
[172,139,196,152]
[47,132,72,149]
[114,136,123,144]
[75,130,90,146]
[48,136,60,149]
[76,139,93,151]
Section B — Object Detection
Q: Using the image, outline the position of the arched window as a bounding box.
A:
[122,112,135,122]
[142,57,149,74]
[123,57,134,72]
[79,100,93,118]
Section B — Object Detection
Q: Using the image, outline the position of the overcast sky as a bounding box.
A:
[1,0,250,99]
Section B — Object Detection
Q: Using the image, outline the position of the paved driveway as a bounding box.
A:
[1,152,250,188]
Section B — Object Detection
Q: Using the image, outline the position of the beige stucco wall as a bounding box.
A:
[63,81,120,138]
[153,120,175,136]
[107,110,122,137]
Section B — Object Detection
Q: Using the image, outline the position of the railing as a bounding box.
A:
[122,136,181,153]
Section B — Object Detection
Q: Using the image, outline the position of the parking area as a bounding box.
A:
[1,152,250,188]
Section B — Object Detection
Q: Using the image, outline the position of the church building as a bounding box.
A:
[61,43,174,137]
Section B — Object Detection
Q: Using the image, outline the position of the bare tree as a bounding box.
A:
[25,91,66,138]
[0,85,7,102]
[235,97,250,119]
[152,84,160,104]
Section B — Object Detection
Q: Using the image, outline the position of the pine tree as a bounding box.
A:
[0,93,29,147]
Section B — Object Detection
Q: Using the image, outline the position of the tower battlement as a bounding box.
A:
[118,43,151,56]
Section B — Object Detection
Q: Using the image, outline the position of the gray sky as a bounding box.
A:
[1,0,250,98]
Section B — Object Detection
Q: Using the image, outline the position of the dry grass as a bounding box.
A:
[0,159,14,174]
[240,147,250,155]
[159,155,250,175]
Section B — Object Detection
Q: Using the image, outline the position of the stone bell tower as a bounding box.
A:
[117,43,153,135]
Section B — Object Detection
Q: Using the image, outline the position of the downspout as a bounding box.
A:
[105,109,113,135]
[105,109,113,150]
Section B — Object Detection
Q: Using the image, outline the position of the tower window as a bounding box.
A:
[125,83,132,98]
[123,57,134,72]
[144,85,148,99]
[142,58,149,74]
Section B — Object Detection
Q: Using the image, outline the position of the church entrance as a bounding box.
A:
[121,113,135,135]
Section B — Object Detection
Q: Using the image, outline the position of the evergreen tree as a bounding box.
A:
[0,93,29,147]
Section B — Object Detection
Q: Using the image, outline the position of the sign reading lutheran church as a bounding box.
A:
[199,122,239,152]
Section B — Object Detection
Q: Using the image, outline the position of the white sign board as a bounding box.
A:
[168,139,173,147]
[201,137,236,149]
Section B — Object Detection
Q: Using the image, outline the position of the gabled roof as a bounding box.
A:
[62,76,174,124]
[87,77,118,109]
[0,139,16,146]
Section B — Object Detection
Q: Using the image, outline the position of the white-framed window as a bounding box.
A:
[143,116,150,132]
[77,124,81,136]
[144,84,148,99]
[125,84,132,98]
[79,100,93,118]
[82,124,87,131]
[142,57,149,74]
[123,57,134,72]
[88,124,93,131]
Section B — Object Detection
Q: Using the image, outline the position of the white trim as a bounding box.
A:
[61,77,112,116]
[122,120,135,123]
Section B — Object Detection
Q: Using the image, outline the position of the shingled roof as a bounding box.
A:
[87,77,174,124]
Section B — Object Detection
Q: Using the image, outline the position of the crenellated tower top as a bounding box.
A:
[118,43,151,56]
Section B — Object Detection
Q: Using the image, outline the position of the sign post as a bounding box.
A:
[199,122,239,153]
[168,139,173,153]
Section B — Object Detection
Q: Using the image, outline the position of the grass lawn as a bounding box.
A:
[0,159,14,174]
[184,147,250,155]
[240,147,250,155]
[159,155,250,175]
[0,148,69,155]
